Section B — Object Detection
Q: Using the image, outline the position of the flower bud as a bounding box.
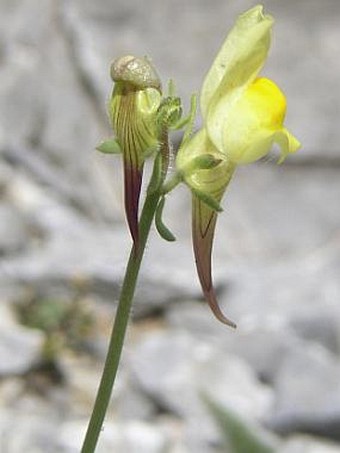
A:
[109,56,162,247]
[110,55,161,91]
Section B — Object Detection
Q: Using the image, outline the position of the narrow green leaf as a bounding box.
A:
[180,92,198,144]
[167,79,176,97]
[203,394,277,453]
[155,197,176,242]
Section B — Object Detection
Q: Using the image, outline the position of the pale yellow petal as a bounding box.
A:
[209,77,289,163]
[224,128,276,164]
[176,129,210,171]
[275,128,301,163]
[201,5,274,118]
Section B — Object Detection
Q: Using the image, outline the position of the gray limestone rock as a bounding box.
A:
[289,309,340,356]
[59,419,169,453]
[279,435,340,453]
[0,0,119,221]
[0,203,30,255]
[0,409,59,453]
[0,303,44,377]
[129,329,273,450]
[267,344,340,441]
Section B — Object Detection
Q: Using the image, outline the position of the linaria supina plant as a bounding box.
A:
[82,5,300,452]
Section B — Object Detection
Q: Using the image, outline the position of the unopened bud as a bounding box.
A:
[110,55,161,91]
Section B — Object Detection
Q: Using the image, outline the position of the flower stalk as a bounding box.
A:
[81,136,169,453]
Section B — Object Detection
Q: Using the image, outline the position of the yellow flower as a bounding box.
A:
[178,5,300,174]
[214,76,300,164]
[176,5,301,327]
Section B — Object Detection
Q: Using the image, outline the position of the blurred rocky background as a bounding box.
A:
[1,0,340,452]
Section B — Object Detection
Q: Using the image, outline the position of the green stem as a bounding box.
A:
[81,168,163,453]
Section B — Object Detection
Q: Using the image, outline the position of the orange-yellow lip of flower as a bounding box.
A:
[204,75,298,165]
[244,77,287,128]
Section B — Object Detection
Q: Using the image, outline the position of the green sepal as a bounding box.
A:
[167,92,198,134]
[167,79,176,97]
[189,154,222,171]
[96,138,122,154]
[156,96,182,130]
[179,93,198,145]
[155,197,176,242]
[191,187,223,212]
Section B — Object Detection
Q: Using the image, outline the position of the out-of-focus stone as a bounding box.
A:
[267,344,340,441]
[0,192,202,317]
[128,330,203,416]
[0,303,44,377]
[214,165,340,260]
[129,329,273,450]
[289,309,340,355]
[0,409,59,453]
[0,0,120,220]
[0,390,63,453]
[0,203,30,255]
[59,419,169,453]
[166,302,301,385]
[66,0,340,159]
[222,326,301,385]
[279,434,340,453]
[214,235,340,330]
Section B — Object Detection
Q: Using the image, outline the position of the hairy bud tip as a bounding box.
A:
[110,55,161,91]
